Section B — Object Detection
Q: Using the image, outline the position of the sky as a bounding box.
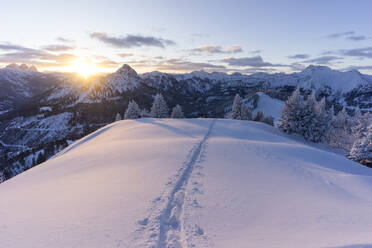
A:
[1,0,372,75]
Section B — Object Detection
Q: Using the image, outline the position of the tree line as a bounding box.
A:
[115,93,185,121]
[278,88,371,166]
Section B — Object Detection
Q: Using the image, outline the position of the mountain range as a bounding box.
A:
[0,63,371,178]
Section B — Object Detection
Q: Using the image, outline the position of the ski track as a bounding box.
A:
[127,120,215,248]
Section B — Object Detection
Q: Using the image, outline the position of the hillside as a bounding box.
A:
[1,119,372,248]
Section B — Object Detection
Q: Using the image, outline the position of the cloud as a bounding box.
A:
[340,47,372,58]
[347,35,367,41]
[303,56,342,65]
[221,56,284,67]
[327,31,355,39]
[226,45,243,53]
[288,54,310,59]
[0,43,78,67]
[346,65,372,71]
[42,45,74,52]
[0,43,36,52]
[191,45,243,55]
[156,59,225,71]
[250,50,261,54]
[125,58,225,72]
[95,59,119,68]
[56,37,74,43]
[289,62,307,71]
[118,53,134,58]
[90,32,176,48]
[327,31,367,41]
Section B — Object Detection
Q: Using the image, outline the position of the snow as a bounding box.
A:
[39,106,52,112]
[0,109,10,115]
[2,119,372,248]
[252,92,284,125]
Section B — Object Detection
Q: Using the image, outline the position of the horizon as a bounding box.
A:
[3,62,371,77]
[1,0,372,77]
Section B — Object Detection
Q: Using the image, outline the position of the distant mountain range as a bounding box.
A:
[0,63,371,178]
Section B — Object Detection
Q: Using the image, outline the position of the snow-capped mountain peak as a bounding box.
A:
[116,64,138,77]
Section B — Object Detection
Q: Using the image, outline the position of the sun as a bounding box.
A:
[73,58,99,78]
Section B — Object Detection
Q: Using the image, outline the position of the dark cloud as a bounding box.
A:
[288,54,310,59]
[0,43,78,67]
[340,47,372,58]
[221,56,284,67]
[191,45,242,55]
[42,45,74,52]
[90,32,176,48]
[0,43,36,52]
[303,56,342,65]
[327,31,355,38]
[327,31,367,41]
[347,35,367,41]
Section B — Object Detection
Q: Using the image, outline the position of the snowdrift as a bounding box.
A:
[1,119,372,248]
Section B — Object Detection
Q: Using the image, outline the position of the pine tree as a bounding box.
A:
[253,111,265,122]
[300,90,319,141]
[240,106,252,120]
[263,115,274,126]
[140,109,151,118]
[311,97,330,142]
[277,88,304,134]
[151,93,169,118]
[124,100,141,119]
[349,124,372,164]
[328,107,354,150]
[115,113,122,121]
[352,106,362,125]
[171,105,185,118]
[0,171,5,183]
[231,94,242,119]
[352,112,372,139]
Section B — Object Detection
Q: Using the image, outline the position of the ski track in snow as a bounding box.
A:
[127,120,215,248]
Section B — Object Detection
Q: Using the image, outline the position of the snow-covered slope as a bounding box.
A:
[1,119,372,248]
[251,92,284,125]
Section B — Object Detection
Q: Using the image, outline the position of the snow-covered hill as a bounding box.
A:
[1,119,372,248]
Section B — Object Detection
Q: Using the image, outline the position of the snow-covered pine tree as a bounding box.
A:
[115,113,122,121]
[231,94,242,119]
[328,107,354,150]
[263,115,274,126]
[349,124,372,165]
[0,171,5,183]
[140,109,151,118]
[352,106,362,126]
[277,87,304,134]
[352,112,372,140]
[312,97,330,142]
[301,90,318,141]
[171,105,185,118]
[240,106,252,120]
[124,100,141,119]
[151,93,169,118]
[253,111,265,122]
